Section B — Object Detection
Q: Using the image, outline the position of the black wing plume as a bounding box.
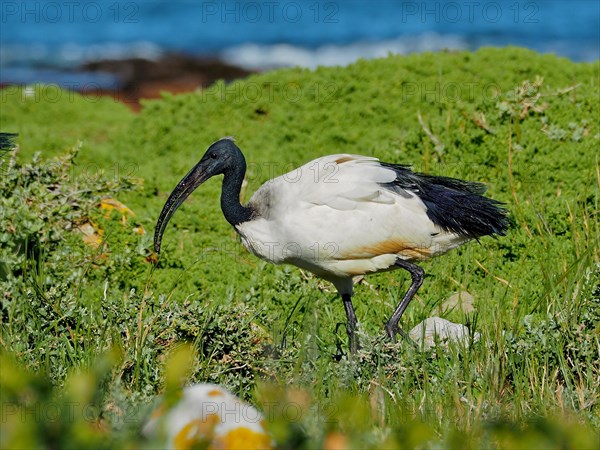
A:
[380,162,509,238]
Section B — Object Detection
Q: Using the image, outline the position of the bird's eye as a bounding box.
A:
[210,153,217,159]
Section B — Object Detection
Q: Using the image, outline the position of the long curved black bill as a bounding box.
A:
[154,161,210,253]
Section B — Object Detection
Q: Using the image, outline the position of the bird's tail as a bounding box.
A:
[417,177,509,238]
[381,163,510,239]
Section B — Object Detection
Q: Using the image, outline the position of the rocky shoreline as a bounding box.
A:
[4,54,255,112]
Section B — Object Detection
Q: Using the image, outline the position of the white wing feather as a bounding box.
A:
[238,154,466,285]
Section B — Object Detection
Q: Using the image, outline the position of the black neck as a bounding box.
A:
[220,155,253,226]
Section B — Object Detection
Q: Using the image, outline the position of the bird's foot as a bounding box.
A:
[385,323,417,348]
[334,322,362,357]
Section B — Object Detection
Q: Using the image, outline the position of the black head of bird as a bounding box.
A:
[154,137,252,254]
[155,137,509,353]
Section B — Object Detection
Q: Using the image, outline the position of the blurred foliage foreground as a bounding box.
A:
[1,48,599,448]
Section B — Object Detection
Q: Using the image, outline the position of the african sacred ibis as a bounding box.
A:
[154,137,508,353]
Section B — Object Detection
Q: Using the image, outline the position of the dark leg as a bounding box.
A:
[385,259,425,340]
[342,293,360,354]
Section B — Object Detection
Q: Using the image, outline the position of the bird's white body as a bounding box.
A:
[235,154,468,296]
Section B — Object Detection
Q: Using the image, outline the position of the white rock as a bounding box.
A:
[409,317,479,350]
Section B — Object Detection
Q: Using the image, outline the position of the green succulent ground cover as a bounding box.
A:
[1,47,598,448]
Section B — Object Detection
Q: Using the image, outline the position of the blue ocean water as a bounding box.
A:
[1,0,598,85]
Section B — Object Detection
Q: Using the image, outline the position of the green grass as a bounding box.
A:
[1,47,599,448]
